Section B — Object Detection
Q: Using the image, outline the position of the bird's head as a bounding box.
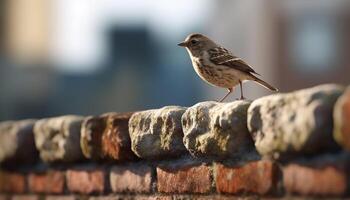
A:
[178,33,217,56]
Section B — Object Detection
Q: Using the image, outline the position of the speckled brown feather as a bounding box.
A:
[208,47,260,76]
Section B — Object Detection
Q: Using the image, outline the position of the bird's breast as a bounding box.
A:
[190,56,235,88]
[191,54,245,88]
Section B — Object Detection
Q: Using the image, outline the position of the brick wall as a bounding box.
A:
[0,84,350,200]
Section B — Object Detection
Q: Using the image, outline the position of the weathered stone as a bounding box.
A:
[80,115,105,160]
[89,195,274,200]
[129,106,187,159]
[0,120,38,166]
[89,196,171,200]
[248,84,344,159]
[182,101,255,160]
[81,112,137,161]
[33,115,85,163]
[333,87,350,150]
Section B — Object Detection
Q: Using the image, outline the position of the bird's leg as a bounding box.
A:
[218,88,233,102]
[239,80,245,100]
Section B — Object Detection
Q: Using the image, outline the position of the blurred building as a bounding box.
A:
[275,1,350,91]
[0,0,349,120]
[3,0,48,63]
[209,0,350,95]
[0,0,207,120]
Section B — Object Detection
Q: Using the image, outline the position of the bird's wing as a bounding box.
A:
[208,47,260,75]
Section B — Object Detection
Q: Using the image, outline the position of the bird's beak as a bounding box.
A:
[177,41,187,47]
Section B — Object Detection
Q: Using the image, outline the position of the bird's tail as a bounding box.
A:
[253,76,278,92]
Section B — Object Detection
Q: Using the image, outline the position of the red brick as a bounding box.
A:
[215,160,280,195]
[157,164,211,194]
[89,196,171,200]
[28,171,64,194]
[135,196,172,200]
[110,164,152,193]
[11,195,38,200]
[45,196,76,200]
[88,197,115,200]
[66,170,104,194]
[283,163,347,196]
[0,195,9,200]
[0,171,26,193]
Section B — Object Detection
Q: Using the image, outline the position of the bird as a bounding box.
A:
[178,33,278,102]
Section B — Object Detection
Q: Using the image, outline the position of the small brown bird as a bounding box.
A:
[178,33,278,102]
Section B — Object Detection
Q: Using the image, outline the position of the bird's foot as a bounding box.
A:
[236,96,246,100]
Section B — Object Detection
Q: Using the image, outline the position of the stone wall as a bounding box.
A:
[0,84,349,200]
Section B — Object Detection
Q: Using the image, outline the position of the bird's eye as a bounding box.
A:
[191,40,198,45]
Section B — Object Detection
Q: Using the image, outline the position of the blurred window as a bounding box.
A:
[289,15,339,73]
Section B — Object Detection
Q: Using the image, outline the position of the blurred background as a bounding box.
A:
[0,0,349,120]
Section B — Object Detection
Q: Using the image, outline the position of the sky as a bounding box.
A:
[51,0,214,73]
